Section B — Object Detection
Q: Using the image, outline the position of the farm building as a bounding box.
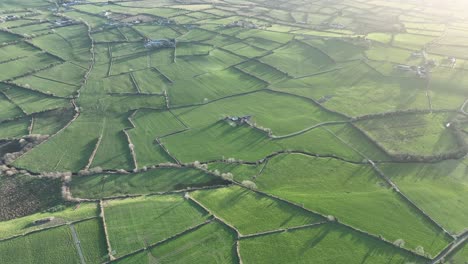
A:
[226,115,252,124]
[226,20,259,29]
[144,39,176,49]
[32,217,55,225]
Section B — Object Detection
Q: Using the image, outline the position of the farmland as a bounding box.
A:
[0,0,467,263]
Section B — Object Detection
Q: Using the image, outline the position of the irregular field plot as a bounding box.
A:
[355,113,460,156]
[0,226,80,264]
[256,154,451,255]
[127,110,186,167]
[115,221,237,264]
[192,186,324,234]
[240,223,427,264]
[0,202,98,239]
[13,114,102,172]
[381,159,468,234]
[70,167,225,199]
[74,219,108,264]
[104,195,210,257]
[173,90,345,135]
[260,40,335,78]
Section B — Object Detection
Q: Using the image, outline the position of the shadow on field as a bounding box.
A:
[300,227,330,255]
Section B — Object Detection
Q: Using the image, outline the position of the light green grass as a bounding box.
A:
[105,195,209,257]
[355,113,460,156]
[91,114,133,170]
[74,219,108,264]
[32,108,75,135]
[257,154,451,256]
[381,159,468,234]
[115,221,236,264]
[127,110,185,167]
[240,223,427,264]
[0,225,80,264]
[70,168,225,199]
[0,85,70,114]
[0,202,98,239]
[13,114,102,172]
[0,117,29,139]
[260,40,335,78]
[173,90,344,135]
[192,186,324,234]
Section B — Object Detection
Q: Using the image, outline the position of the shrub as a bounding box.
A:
[221,173,234,181]
[242,180,257,189]
[415,246,424,255]
[393,239,405,247]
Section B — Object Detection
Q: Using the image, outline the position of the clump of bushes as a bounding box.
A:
[242,180,257,190]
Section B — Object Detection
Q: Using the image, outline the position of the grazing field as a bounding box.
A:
[115,221,237,264]
[256,154,451,255]
[13,114,102,172]
[104,195,210,257]
[240,223,427,264]
[192,186,324,234]
[70,168,226,199]
[173,90,345,136]
[0,225,80,264]
[0,202,98,239]
[355,113,460,156]
[450,242,468,264]
[1,0,468,263]
[74,219,108,264]
[381,160,468,234]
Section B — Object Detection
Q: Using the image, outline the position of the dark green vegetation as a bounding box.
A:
[0,174,62,221]
[0,0,467,263]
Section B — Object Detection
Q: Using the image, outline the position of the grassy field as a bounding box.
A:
[381,159,468,234]
[0,84,70,114]
[173,90,345,136]
[13,114,102,172]
[0,202,98,239]
[0,225,80,264]
[256,154,451,256]
[90,114,133,170]
[161,122,282,163]
[74,219,108,264]
[127,110,185,166]
[260,40,335,78]
[115,221,237,264]
[355,113,460,156]
[70,167,226,199]
[1,0,468,263]
[192,186,323,234]
[240,223,427,264]
[0,118,29,139]
[104,195,210,257]
[32,108,75,135]
[450,241,468,264]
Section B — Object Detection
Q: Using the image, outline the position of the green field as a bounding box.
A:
[70,167,226,199]
[256,154,451,256]
[1,0,467,263]
[73,219,108,264]
[104,195,210,257]
[192,186,324,234]
[0,225,80,264]
[115,221,237,264]
[240,223,427,264]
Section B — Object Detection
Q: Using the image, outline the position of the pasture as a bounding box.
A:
[0,0,467,263]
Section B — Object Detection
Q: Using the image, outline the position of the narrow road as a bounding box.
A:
[431,230,468,264]
[70,224,86,264]
[461,99,468,115]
